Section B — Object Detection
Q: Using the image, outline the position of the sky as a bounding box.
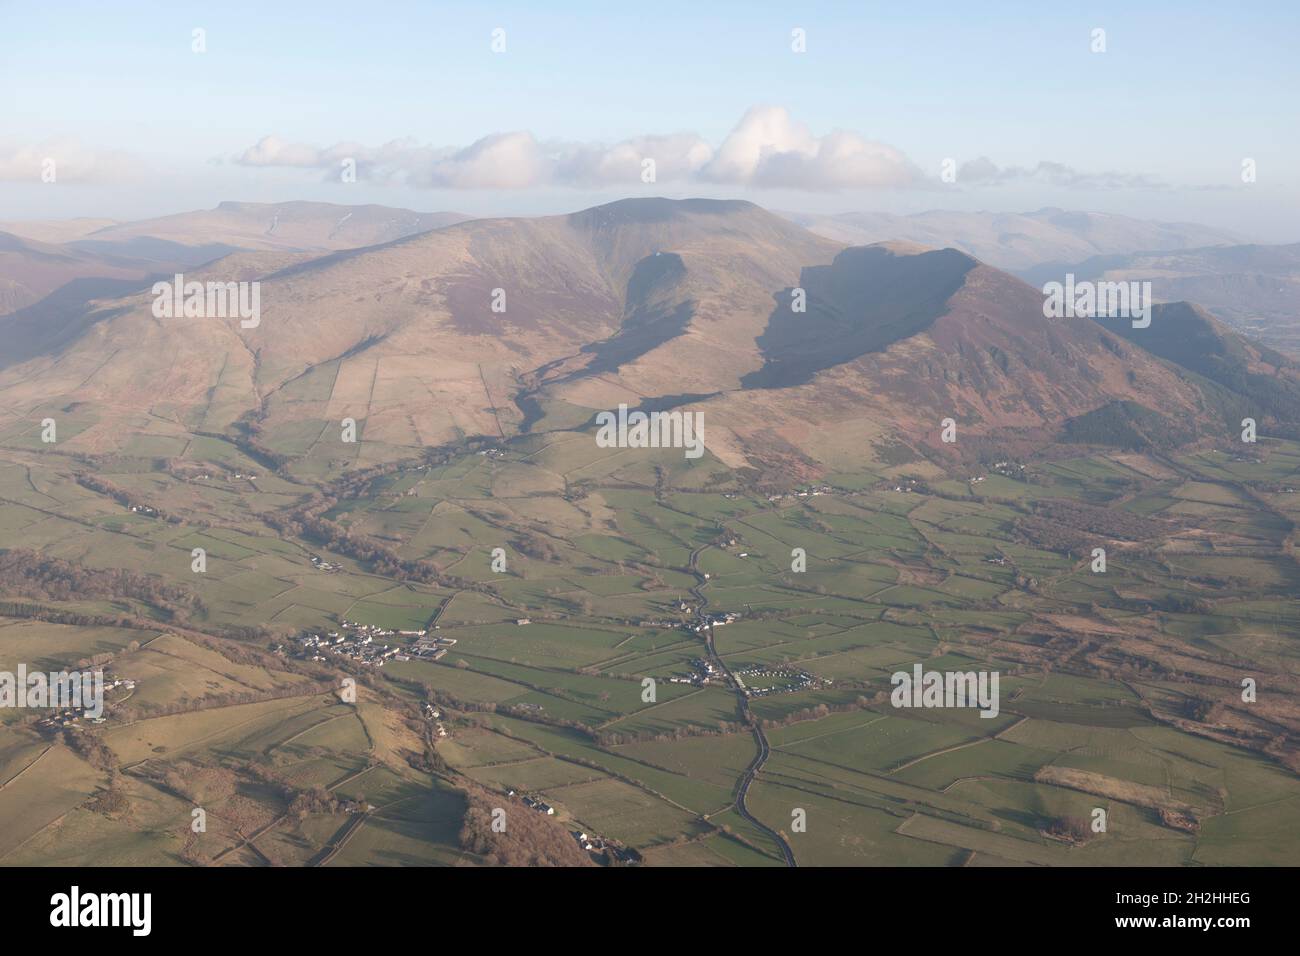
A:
[2,0,1297,239]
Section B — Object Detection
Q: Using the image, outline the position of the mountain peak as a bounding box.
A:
[568,196,765,225]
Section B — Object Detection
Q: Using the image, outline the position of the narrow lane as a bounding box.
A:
[688,544,796,867]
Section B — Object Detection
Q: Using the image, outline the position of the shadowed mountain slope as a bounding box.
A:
[786,208,1243,272]
[1018,243,1300,353]
[0,198,1272,474]
[0,231,183,316]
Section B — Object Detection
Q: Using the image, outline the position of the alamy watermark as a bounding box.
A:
[890,663,1000,718]
[152,274,261,328]
[594,404,704,460]
[0,666,104,718]
[50,886,150,936]
[1042,274,1151,329]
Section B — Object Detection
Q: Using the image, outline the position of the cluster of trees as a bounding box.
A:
[1089,590,1213,616]
[158,762,240,805]
[759,696,877,730]
[84,774,131,818]
[0,600,149,632]
[457,781,595,867]
[0,549,204,621]
[592,719,746,748]
[432,689,736,749]
[1060,401,1197,450]
[1035,499,1169,541]
[243,761,356,818]
[287,784,355,819]
[1013,517,1097,558]
[496,704,608,739]
[1153,594,1215,614]
[401,716,447,774]
[510,531,559,562]
[1014,500,1169,558]
[263,493,445,584]
[1187,698,1227,724]
[222,419,290,473]
[185,632,284,668]
[1044,815,1092,844]
[74,475,181,524]
[74,643,134,670]
[263,477,499,592]
[64,727,119,773]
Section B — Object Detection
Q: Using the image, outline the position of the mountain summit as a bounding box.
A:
[0,198,1286,476]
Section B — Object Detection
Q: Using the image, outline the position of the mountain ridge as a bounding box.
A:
[0,197,1289,478]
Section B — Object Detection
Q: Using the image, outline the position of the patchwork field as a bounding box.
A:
[2,424,1299,866]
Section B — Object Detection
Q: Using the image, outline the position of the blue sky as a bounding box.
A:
[2,0,1296,237]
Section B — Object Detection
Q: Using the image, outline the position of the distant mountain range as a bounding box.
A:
[1018,243,1300,352]
[0,201,474,317]
[0,230,178,315]
[783,208,1245,272]
[3,200,472,256]
[3,197,1297,478]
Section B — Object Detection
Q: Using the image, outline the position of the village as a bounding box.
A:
[762,484,836,504]
[34,676,137,731]
[686,610,740,635]
[293,620,457,667]
[667,657,719,687]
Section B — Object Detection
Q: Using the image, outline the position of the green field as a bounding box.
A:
[3,427,1299,867]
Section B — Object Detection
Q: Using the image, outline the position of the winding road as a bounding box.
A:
[688,544,797,867]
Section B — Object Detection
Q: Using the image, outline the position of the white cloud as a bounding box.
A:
[231,107,915,191]
[554,133,714,187]
[228,115,1166,194]
[703,107,917,189]
[413,132,547,189]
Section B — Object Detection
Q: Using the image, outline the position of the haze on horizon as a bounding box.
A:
[2,0,1297,241]
[5,4,1300,881]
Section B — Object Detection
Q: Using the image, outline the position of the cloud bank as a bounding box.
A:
[0,113,1165,196]
[233,107,922,191]
[956,156,1164,190]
